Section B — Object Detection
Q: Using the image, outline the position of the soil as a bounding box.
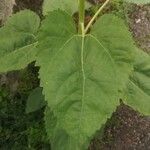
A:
[1,0,150,149]
[128,4,150,54]
[89,104,150,150]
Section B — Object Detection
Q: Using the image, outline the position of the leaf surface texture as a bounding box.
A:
[0,10,40,73]
[123,50,150,115]
[42,0,91,15]
[91,14,136,92]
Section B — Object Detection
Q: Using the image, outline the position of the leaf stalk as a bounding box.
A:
[84,0,110,34]
[78,0,85,36]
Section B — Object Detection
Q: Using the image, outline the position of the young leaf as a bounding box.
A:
[42,0,91,16]
[91,14,135,92]
[5,9,40,34]
[124,0,150,4]
[26,87,46,113]
[0,43,38,73]
[0,10,40,73]
[37,10,119,148]
[123,50,150,115]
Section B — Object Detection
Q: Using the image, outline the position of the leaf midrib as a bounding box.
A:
[77,34,118,142]
[78,35,86,142]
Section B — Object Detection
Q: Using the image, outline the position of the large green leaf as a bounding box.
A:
[123,50,150,115]
[124,0,150,4]
[42,0,91,16]
[91,14,136,92]
[0,10,40,73]
[40,35,119,148]
[37,11,125,149]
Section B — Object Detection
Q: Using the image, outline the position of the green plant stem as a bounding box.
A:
[84,0,110,34]
[78,0,85,36]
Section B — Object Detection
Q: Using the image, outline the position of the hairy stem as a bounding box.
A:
[84,0,110,34]
[78,0,85,36]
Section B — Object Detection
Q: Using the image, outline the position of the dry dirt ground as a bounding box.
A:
[128,4,150,54]
[90,104,150,150]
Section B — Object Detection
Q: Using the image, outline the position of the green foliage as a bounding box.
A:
[26,87,46,113]
[5,10,40,34]
[0,43,38,73]
[0,0,150,149]
[0,65,50,149]
[122,50,150,115]
[42,0,78,15]
[91,14,135,92]
[42,0,91,15]
[0,10,40,73]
